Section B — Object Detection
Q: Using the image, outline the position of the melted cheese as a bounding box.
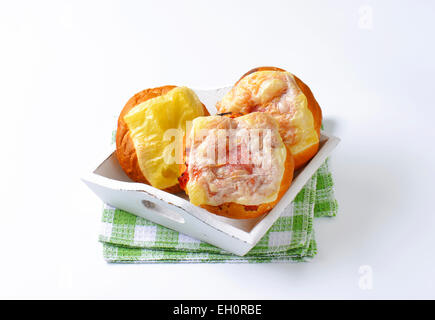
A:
[124,86,206,189]
[217,70,319,156]
[186,113,286,206]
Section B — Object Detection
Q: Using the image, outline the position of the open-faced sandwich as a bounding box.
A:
[116,86,209,193]
[178,112,294,219]
[216,67,322,169]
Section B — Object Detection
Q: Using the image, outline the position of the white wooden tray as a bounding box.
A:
[81,87,340,256]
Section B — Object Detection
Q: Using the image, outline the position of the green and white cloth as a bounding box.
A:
[99,159,337,263]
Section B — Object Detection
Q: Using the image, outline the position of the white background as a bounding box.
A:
[1,0,434,299]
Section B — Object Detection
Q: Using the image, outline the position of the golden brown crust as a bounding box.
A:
[291,142,319,172]
[116,85,209,193]
[200,146,295,219]
[229,66,322,169]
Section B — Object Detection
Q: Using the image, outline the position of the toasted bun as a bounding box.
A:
[116,86,209,193]
[200,146,294,219]
[179,140,295,219]
[226,66,322,169]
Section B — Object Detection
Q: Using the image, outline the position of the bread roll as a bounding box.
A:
[116,86,209,192]
[179,112,294,219]
[217,67,322,169]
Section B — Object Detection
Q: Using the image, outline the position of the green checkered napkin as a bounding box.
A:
[99,158,337,263]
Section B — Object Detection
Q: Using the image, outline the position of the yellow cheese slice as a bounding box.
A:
[186,113,287,206]
[123,86,206,189]
[218,70,319,158]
